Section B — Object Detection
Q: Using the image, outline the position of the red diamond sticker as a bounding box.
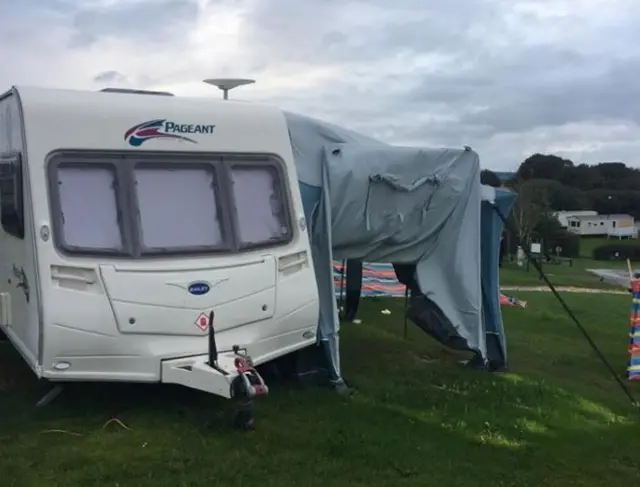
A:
[195,312,209,331]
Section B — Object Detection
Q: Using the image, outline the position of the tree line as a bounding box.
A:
[480,154,640,257]
[482,153,640,217]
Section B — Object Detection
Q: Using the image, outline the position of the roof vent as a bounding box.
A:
[99,88,175,97]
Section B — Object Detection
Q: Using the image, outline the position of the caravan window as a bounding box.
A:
[0,153,24,239]
[133,164,227,252]
[56,165,123,251]
[47,152,293,257]
[230,165,290,247]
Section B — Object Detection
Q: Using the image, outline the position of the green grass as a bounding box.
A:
[499,258,619,289]
[499,236,639,289]
[1,293,640,487]
[578,236,640,259]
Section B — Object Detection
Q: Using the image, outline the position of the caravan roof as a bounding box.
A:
[8,85,290,157]
[568,213,633,221]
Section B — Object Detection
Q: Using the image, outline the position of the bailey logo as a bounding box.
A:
[124,119,216,147]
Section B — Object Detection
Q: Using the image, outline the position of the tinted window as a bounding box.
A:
[57,165,122,250]
[0,154,24,239]
[48,153,293,256]
[230,165,290,247]
[134,165,226,251]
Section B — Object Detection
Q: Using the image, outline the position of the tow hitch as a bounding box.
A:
[230,346,269,430]
[206,311,269,430]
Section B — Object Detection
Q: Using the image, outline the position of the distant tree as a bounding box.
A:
[532,215,581,258]
[593,162,640,191]
[513,152,640,217]
[509,179,553,247]
[516,153,574,181]
[525,179,590,211]
[585,189,640,218]
[514,154,640,215]
[559,163,600,190]
[480,169,502,187]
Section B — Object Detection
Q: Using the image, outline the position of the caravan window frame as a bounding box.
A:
[225,156,294,251]
[45,150,294,258]
[47,154,133,257]
[130,159,234,256]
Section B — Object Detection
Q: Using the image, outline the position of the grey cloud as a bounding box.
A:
[235,0,640,168]
[240,0,499,66]
[4,0,640,169]
[69,0,199,47]
[1,0,75,16]
[395,47,640,137]
[463,57,640,132]
[0,0,75,42]
[93,70,129,84]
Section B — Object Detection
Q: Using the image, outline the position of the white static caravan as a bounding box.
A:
[553,210,598,229]
[606,214,637,239]
[0,86,320,421]
[565,213,637,238]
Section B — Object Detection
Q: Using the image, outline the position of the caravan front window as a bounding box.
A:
[56,165,123,251]
[230,165,290,247]
[134,164,227,252]
[47,151,293,257]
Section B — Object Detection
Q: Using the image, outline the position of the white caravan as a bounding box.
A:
[0,86,320,424]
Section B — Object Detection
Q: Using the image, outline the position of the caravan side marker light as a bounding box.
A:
[40,225,50,242]
[53,362,70,371]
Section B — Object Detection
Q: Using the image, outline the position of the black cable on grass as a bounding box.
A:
[490,202,639,410]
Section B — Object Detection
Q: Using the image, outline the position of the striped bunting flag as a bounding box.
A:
[628,278,640,381]
[332,261,526,307]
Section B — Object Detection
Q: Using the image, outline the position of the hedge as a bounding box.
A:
[504,216,581,258]
[543,231,581,258]
[592,243,640,261]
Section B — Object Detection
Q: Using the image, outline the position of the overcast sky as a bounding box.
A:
[1,0,639,171]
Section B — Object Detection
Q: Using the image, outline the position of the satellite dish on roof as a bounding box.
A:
[203,78,255,100]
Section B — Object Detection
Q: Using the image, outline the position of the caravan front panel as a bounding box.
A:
[13,86,319,385]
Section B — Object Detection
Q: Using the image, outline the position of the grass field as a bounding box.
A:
[499,236,638,289]
[1,293,640,487]
[577,236,639,259]
[498,259,620,289]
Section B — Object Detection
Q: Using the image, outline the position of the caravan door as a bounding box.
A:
[0,152,41,371]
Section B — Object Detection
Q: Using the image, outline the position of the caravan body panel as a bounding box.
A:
[99,257,278,335]
[0,89,42,374]
[7,85,319,384]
